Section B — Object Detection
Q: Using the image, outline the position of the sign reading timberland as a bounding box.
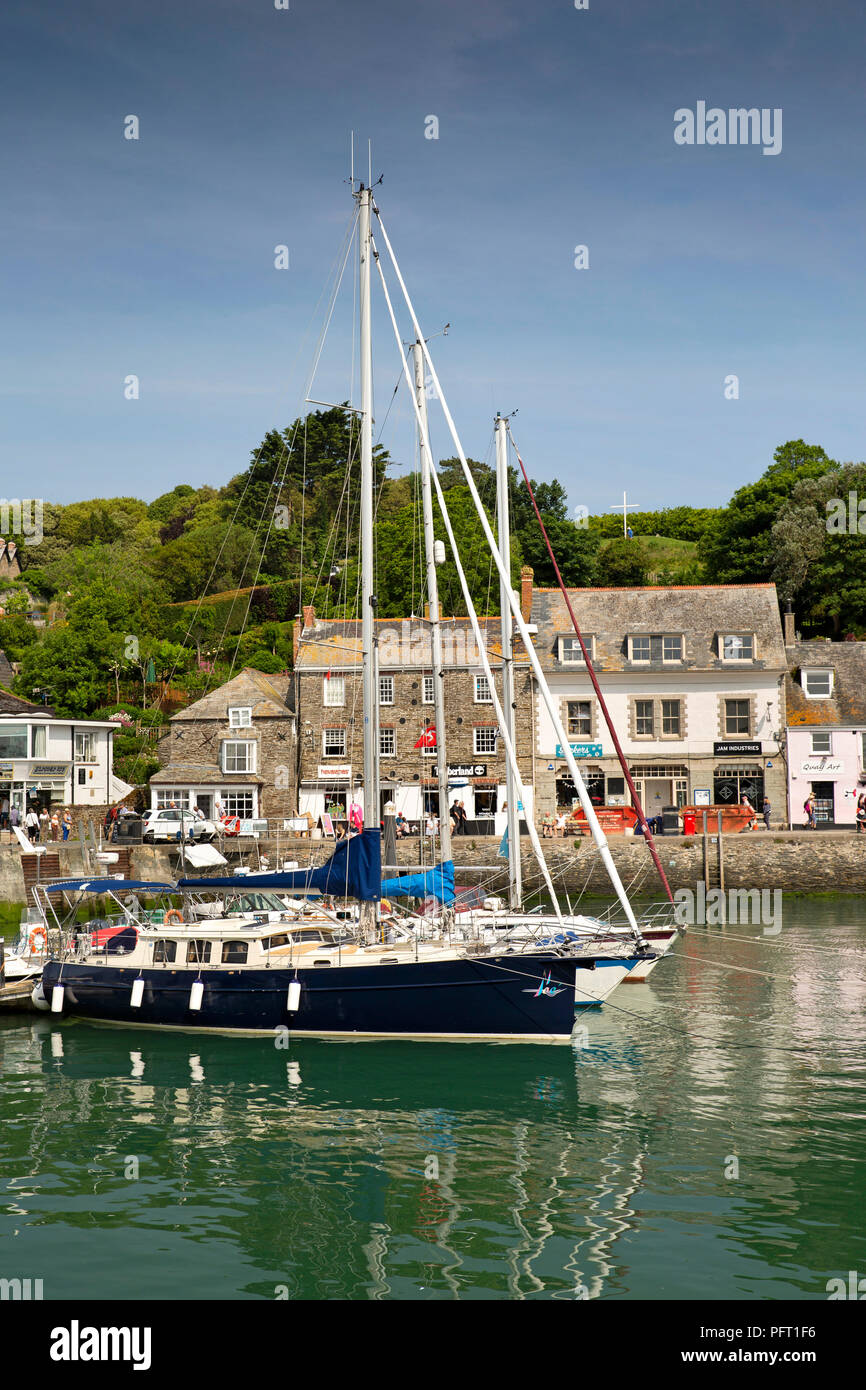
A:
[555,743,603,759]
[447,763,487,778]
[713,742,761,757]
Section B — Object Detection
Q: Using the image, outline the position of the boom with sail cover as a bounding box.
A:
[178,829,381,900]
[381,860,454,903]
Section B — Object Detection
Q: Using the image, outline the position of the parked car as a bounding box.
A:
[141,809,217,844]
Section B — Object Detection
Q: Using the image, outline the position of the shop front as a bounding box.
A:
[0,761,72,816]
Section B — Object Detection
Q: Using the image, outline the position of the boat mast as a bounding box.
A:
[358,183,379,939]
[413,342,454,908]
[495,413,522,909]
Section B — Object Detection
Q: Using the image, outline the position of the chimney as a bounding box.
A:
[520,566,534,623]
[302,603,316,631]
[783,600,795,647]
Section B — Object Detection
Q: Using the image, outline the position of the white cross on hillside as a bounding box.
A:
[609,491,644,538]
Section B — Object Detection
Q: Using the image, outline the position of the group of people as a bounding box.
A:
[0,798,74,843]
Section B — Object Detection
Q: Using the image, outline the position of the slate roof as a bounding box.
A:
[530,584,787,673]
[0,686,54,716]
[296,616,526,669]
[170,668,294,722]
[785,640,866,727]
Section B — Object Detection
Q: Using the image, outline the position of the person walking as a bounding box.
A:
[25,805,40,842]
[50,810,60,842]
[0,796,8,832]
[38,806,50,842]
[803,795,816,830]
[762,796,771,830]
[10,803,20,836]
[62,808,72,841]
[856,793,866,835]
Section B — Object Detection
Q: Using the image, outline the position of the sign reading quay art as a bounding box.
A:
[800,758,843,776]
[555,743,603,759]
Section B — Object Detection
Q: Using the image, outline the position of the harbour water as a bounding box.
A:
[1,898,864,1300]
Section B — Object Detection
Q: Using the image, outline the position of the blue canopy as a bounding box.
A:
[381,860,454,904]
[43,879,176,895]
[177,829,382,902]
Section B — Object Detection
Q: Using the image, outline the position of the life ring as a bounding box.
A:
[222,816,241,837]
[28,926,48,953]
[164,908,184,926]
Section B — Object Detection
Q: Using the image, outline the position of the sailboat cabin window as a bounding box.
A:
[152,939,177,964]
[187,940,212,965]
[323,675,345,706]
[228,707,252,728]
[221,941,248,964]
[559,636,593,663]
[323,727,347,757]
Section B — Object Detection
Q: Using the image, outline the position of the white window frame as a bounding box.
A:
[323,675,345,707]
[322,727,347,758]
[629,634,683,663]
[154,789,191,810]
[721,634,755,662]
[422,675,435,705]
[30,724,47,757]
[567,700,591,737]
[228,706,252,729]
[474,674,493,703]
[74,730,97,762]
[379,727,396,758]
[473,727,498,756]
[379,675,394,706]
[803,669,834,699]
[559,635,592,664]
[221,740,256,774]
[810,732,832,755]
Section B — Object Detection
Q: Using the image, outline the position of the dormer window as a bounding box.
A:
[558,635,593,664]
[721,634,755,661]
[629,634,683,663]
[802,669,833,699]
[229,706,252,729]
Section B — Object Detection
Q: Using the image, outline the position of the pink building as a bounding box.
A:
[785,639,866,828]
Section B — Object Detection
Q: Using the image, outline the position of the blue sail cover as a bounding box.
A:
[43,879,176,895]
[177,829,382,902]
[381,859,454,904]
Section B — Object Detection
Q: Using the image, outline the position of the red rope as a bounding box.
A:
[512,445,674,904]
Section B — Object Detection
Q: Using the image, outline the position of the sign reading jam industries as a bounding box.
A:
[555,743,603,759]
[713,741,761,757]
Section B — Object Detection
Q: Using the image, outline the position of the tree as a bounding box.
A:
[595,538,649,587]
[770,463,866,635]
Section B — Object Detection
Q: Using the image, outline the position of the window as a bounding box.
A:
[30,725,46,757]
[323,675,345,707]
[322,727,347,757]
[222,740,256,773]
[811,732,832,755]
[0,723,28,758]
[675,778,689,809]
[722,634,754,661]
[473,727,498,756]
[803,669,833,699]
[379,675,394,705]
[635,700,654,736]
[221,941,248,964]
[567,701,591,737]
[379,728,396,757]
[228,706,252,728]
[724,699,751,736]
[607,776,625,798]
[186,940,211,964]
[74,730,96,761]
[222,791,254,819]
[155,789,190,809]
[559,636,592,664]
[714,765,763,807]
[474,788,497,815]
[629,635,683,663]
[152,939,177,964]
[422,675,435,705]
[661,699,681,736]
[77,768,86,786]
[474,675,492,703]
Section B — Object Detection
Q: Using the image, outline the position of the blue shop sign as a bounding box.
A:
[555,743,603,759]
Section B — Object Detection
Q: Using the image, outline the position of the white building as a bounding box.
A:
[0,688,118,816]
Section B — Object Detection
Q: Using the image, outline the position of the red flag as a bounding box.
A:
[414,725,437,749]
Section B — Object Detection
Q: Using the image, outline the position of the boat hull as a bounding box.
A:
[41,953,589,1041]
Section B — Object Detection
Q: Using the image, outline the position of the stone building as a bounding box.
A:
[151,668,296,823]
[528,578,789,823]
[784,634,866,828]
[293,606,535,832]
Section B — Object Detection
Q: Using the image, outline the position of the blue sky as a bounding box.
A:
[1,0,864,515]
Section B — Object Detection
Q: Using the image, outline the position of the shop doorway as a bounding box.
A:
[810,781,835,827]
[196,793,214,820]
